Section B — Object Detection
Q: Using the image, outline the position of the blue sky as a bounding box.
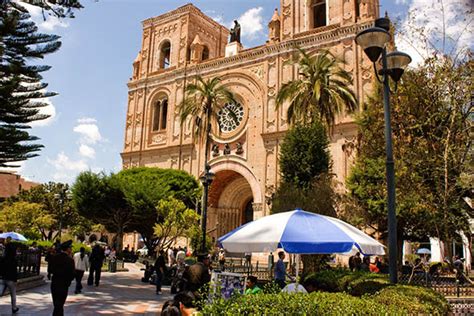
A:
[10,0,471,183]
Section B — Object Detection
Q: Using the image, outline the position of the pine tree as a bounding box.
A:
[0,3,61,167]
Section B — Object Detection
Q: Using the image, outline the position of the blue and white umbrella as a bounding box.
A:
[218,209,385,255]
[0,232,28,242]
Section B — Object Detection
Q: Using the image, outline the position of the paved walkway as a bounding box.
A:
[0,263,172,315]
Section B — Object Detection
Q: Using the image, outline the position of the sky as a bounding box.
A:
[7,0,473,184]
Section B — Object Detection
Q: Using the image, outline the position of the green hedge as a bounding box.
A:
[201,270,450,315]
[304,269,389,296]
[12,240,91,254]
[201,288,449,315]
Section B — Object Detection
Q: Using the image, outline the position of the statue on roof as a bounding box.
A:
[229,20,241,44]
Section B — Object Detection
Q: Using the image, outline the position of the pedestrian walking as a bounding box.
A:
[49,240,75,316]
[0,243,19,314]
[88,244,105,286]
[73,247,89,294]
[154,250,167,295]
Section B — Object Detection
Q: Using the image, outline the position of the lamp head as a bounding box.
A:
[355,27,391,63]
[386,51,412,82]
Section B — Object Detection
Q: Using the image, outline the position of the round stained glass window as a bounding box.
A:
[217,102,244,133]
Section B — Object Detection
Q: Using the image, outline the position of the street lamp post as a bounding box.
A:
[54,185,72,242]
[355,15,411,284]
[200,163,215,253]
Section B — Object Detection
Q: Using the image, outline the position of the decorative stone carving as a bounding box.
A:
[135,113,142,125]
[223,143,231,155]
[265,184,275,206]
[126,114,133,127]
[151,134,166,144]
[252,202,263,213]
[250,65,264,80]
[266,119,275,128]
[236,142,244,155]
[212,144,220,157]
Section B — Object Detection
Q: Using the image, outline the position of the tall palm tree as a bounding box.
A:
[178,75,236,251]
[276,48,357,130]
[178,75,237,164]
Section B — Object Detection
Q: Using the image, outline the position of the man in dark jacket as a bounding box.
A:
[88,244,105,286]
[49,240,75,316]
[154,250,167,294]
[0,243,19,314]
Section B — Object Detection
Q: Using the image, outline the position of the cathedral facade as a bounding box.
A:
[122,0,379,243]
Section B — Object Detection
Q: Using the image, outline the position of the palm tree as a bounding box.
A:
[276,48,357,130]
[178,75,237,164]
[178,75,236,251]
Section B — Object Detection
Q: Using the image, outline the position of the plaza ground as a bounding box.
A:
[0,263,172,315]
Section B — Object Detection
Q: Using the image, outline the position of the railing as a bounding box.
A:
[216,258,273,281]
[398,272,474,297]
[15,249,42,279]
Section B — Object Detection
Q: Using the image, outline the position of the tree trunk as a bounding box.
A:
[302,254,328,275]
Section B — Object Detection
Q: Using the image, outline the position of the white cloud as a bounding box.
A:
[47,152,88,182]
[395,0,409,4]
[30,98,57,127]
[238,7,264,41]
[73,121,103,145]
[79,144,95,159]
[396,0,473,66]
[16,1,69,32]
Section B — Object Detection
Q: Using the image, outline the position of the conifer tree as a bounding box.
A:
[0,3,61,167]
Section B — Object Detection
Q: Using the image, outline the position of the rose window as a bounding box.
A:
[217,102,244,133]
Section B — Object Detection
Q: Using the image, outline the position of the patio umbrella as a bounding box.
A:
[218,209,385,256]
[416,248,431,255]
[0,232,28,242]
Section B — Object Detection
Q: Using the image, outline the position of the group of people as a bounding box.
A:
[348,252,386,273]
[47,241,106,315]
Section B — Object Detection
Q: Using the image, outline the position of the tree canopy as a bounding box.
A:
[346,55,473,248]
[1,182,90,240]
[0,4,61,167]
[272,122,336,217]
[276,48,357,130]
[72,167,201,253]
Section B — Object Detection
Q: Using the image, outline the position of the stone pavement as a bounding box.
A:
[0,263,173,316]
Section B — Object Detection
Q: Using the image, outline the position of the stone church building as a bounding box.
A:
[122,0,379,243]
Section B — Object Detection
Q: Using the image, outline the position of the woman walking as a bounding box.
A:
[73,247,89,294]
[0,243,19,314]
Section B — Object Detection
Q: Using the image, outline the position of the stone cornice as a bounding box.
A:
[261,131,286,142]
[142,3,228,32]
[128,21,374,91]
[121,143,194,158]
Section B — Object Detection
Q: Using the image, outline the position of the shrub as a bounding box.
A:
[200,290,447,315]
[304,269,389,295]
[372,285,450,315]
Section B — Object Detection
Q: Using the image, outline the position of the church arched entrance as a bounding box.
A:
[207,170,254,243]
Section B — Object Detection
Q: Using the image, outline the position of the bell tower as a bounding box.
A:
[279,0,379,39]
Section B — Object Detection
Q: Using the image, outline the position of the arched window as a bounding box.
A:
[312,0,327,28]
[202,46,209,61]
[152,99,168,131]
[159,41,171,69]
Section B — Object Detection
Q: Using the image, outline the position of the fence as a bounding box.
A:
[398,272,474,297]
[15,248,42,279]
[217,258,272,281]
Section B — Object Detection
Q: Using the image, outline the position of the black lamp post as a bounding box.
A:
[200,163,215,253]
[54,185,72,242]
[355,16,411,284]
